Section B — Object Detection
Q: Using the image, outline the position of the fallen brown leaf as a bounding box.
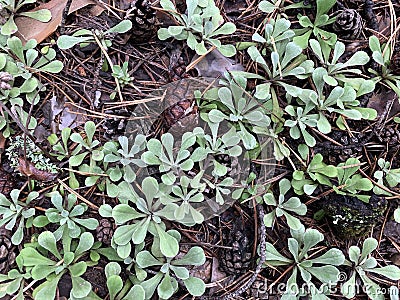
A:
[15,0,104,44]
[0,132,5,153]
[59,102,86,130]
[0,132,5,162]
[191,49,244,78]
[209,257,229,296]
[18,157,58,182]
[367,88,400,119]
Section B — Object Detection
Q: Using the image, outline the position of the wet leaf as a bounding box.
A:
[18,157,58,182]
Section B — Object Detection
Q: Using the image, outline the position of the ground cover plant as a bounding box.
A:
[0,0,400,299]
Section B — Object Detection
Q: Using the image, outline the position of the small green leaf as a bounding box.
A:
[369,35,381,53]
[308,248,345,265]
[107,275,123,300]
[168,26,185,36]
[1,17,18,35]
[33,215,50,227]
[183,277,206,296]
[57,35,93,49]
[306,265,340,283]
[173,246,206,266]
[218,44,237,57]
[11,225,24,245]
[367,265,400,280]
[302,228,324,253]
[394,208,400,223]
[107,20,133,34]
[170,265,189,279]
[259,0,276,13]
[158,28,171,40]
[20,9,52,22]
[38,231,61,259]
[372,51,385,66]
[69,152,88,167]
[155,224,179,258]
[136,251,163,268]
[341,272,357,299]
[283,213,303,230]
[122,285,145,300]
[0,53,7,70]
[360,238,378,261]
[31,265,58,280]
[263,211,276,227]
[75,232,94,257]
[195,41,208,55]
[142,177,159,203]
[99,204,113,218]
[316,0,336,17]
[112,204,145,224]
[69,261,87,277]
[33,274,62,300]
[140,272,163,299]
[210,23,236,37]
[157,273,175,299]
[71,276,92,298]
[19,247,55,267]
[160,0,176,11]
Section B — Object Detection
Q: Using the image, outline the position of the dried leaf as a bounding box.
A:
[15,0,104,44]
[192,49,244,78]
[0,132,5,162]
[209,257,229,296]
[59,103,86,130]
[367,88,400,119]
[33,125,51,143]
[18,157,58,182]
[51,95,65,117]
[0,132,5,154]
[376,13,391,35]
[384,220,400,240]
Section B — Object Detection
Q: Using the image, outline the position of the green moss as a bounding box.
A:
[324,194,387,238]
[5,136,58,174]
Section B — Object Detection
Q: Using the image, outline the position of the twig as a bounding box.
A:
[0,101,57,162]
[92,33,124,102]
[57,179,99,209]
[186,46,217,72]
[59,0,73,35]
[359,168,400,197]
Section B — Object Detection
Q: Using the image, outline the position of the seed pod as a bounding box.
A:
[127,0,156,42]
[333,9,364,39]
[380,127,400,145]
[0,71,13,90]
[219,214,254,276]
[0,228,17,274]
[96,219,114,245]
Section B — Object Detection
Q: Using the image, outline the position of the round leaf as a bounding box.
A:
[38,231,61,259]
[183,277,206,296]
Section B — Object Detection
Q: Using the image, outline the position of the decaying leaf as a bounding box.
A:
[0,132,5,153]
[209,257,229,296]
[192,49,244,78]
[18,157,58,182]
[15,0,104,44]
[367,88,400,119]
[0,132,5,162]
[59,103,86,130]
